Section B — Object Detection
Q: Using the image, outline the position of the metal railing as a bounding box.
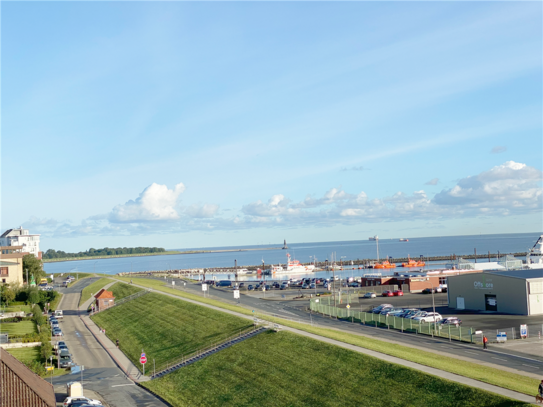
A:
[114,289,151,307]
[151,325,263,377]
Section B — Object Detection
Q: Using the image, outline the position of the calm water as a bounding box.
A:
[44,232,540,281]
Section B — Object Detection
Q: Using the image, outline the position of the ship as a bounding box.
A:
[271,253,315,274]
[401,256,425,268]
[526,235,543,268]
[399,238,409,242]
[374,258,396,269]
[369,235,378,241]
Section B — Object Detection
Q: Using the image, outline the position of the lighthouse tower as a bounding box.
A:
[282,239,288,250]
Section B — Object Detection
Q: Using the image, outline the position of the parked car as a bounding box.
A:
[422,288,437,294]
[53,328,63,337]
[393,290,404,296]
[247,285,254,291]
[372,304,393,313]
[63,396,103,406]
[439,317,462,327]
[382,290,394,297]
[272,282,281,289]
[398,309,419,318]
[238,283,245,288]
[309,283,316,289]
[348,282,360,287]
[414,312,443,323]
[302,283,310,289]
[216,280,232,287]
[59,355,73,368]
[380,308,403,316]
[363,292,377,298]
[56,345,69,354]
[55,341,67,350]
[407,311,427,319]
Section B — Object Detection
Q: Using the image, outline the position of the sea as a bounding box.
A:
[43,232,541,281]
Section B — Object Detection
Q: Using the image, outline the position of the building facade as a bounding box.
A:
[447,269,543,315]
[94,289,115,312]
[0,227,41,259]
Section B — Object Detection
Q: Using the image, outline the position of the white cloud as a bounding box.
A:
[185,204,219,219]
[20,162,542,238]
[425,178,439,186]
[491,146,507,154]
[433,161,542,211]
[109,183,186,222]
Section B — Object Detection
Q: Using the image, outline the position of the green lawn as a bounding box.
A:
[108,282,143,300]
[2,305,32,314]
[79,278,114,305]
[143,330,527,407]
[6,347,41,364]
[0,321,37,336]
[116,277,540,396]
[91,293,252,372]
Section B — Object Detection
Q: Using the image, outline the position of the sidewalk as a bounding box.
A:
[78,282,149,382]
[114,277,536,404]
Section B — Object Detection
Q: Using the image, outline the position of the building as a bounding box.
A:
[0,246,24,285]
[0,348,56,407]
[447,269,543,315]
[0,227,41,259]
[94,289,115,312]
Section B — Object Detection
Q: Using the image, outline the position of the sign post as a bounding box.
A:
[202,283,208,298]
[520,324,527,339]
[140,352,147,375]
[233,289,240,304]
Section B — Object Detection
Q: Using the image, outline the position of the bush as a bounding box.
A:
[32,305,45,326]
[25,360,46,376]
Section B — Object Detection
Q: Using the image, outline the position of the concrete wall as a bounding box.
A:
[0,342,42,349]
[448,273,528,315]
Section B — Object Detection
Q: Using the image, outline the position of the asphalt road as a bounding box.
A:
[155,276,543,377]
[52,277,168,407]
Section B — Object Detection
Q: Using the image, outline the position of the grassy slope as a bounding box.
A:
[91,293,252,371]
[0,321,37,335]
[79,278,114,305]
[108,282,143,300]
[7,347,41,364]
[3,305,32,313]
[143,330,527,407]
[116,277,539,396]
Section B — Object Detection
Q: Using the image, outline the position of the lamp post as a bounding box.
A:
[427,278,437,336]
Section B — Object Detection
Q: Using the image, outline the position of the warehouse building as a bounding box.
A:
[447,269,543,315]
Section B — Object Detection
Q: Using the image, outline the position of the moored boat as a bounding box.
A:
[374,259,396,269]
[271,253,316,274]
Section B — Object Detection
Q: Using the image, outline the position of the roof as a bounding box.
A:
[0,261,20,266]
[487,269,543,280]
[95,290,115,300]
[0,348,56,407]
[94,288,106,298]
[0,229,14,238]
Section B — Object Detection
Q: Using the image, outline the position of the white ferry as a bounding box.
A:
[271,253,315,274]
[526,235,543,269]
[369,235,378,241]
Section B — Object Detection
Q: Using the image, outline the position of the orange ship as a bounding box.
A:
[401,256,425,268]
[374,260,396,269]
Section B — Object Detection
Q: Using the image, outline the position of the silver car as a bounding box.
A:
[363,292,376,298]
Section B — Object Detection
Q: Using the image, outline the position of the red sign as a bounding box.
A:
[140,356,147,364]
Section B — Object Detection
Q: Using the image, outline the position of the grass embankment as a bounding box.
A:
[2,305,32,314]
[91,293,252,372]
[0,321,38,335]
[6,347,41,364]
[143,330,527,407]
[108,282,143,300]
[79,278,114,305]
[44,251,181,263]
[116,277,539,396]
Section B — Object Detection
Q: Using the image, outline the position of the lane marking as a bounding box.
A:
[464,351,477,355]
[111,384,136,387]
[492,357,507,362]
[522,364,539,369]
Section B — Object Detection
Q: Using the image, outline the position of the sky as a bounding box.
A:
[1,2,542,252]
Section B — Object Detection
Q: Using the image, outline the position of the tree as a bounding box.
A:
[28,288,40,305]
[0,284,15,306]
[22,254,44,284]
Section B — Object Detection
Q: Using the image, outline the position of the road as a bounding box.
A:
[52,277,168,407]
[154,276,543,378]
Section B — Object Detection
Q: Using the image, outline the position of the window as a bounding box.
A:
[0,268,8,276]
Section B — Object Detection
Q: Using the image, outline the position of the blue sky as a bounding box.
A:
[1,2,541,252]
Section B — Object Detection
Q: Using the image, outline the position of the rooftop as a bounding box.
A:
[487,268,543,280]
[95,290,115,299]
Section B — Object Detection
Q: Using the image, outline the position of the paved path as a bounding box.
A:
[118,277,537,404]
[53,277,167,407]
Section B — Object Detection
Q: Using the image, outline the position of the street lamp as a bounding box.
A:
[427,278,437,336]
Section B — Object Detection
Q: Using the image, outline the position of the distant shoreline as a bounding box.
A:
[42,247,283,263]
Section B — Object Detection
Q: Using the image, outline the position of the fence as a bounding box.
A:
[484,324,543,342]
[114,289,151,307]
[310,299,475,343]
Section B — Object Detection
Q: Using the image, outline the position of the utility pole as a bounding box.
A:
[25,269,29,286]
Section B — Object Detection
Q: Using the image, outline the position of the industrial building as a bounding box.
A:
[447,269,543,315]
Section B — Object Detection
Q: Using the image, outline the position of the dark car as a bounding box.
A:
[422,288,436,294]
[247,285,254,291]
[348,282,360,287]
[272,282,280,289]
[216,280,232,287]
[238,283,245,288]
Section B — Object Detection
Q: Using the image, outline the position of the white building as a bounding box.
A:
[0,227,41,259]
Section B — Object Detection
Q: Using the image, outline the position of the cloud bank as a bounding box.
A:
[21,161,542,237]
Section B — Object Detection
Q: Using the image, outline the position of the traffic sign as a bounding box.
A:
[233,290,240,299]
[520,324,527,338]
[202,284,208,292]
[475,330,483,335]
[346,304,350,309]
[140,356,147,364]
